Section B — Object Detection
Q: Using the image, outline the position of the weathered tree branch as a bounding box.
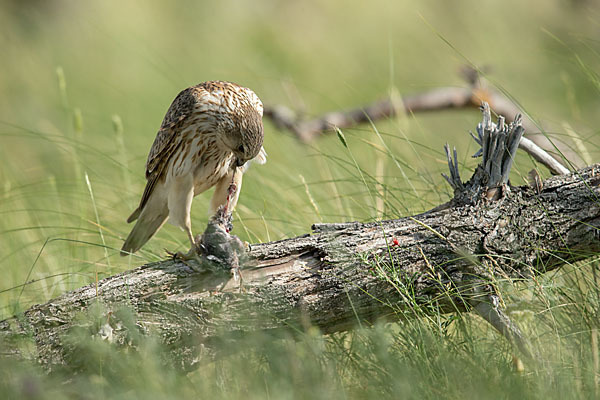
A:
[264,67,577,175]
[2,109,599,372]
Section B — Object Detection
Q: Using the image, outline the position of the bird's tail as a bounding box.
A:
[120,198,169,256]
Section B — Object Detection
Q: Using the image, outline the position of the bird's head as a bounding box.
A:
[232,106,263,167]
[220,88,264,167]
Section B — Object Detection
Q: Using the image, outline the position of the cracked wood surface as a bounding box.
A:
[2,165,600,371]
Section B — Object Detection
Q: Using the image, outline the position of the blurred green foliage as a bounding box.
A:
[1,0,600,398]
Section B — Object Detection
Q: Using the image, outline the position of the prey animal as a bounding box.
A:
[120,81,265,257]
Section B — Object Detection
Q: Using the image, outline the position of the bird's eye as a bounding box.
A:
[237,145,245,153]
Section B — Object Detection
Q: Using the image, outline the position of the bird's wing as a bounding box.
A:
[145,88,198,178]
[144,115,187,179]
[135,88,197,214]
[135,123,185,215]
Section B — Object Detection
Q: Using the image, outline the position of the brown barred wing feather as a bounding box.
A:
[145,88,197,177]
[125,90,195,223]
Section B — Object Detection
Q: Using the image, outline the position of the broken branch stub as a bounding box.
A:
[447,103,524,204]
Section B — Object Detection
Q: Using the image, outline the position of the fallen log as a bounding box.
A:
[1,106,599,372]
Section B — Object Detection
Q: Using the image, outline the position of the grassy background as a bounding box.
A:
[1,0,600,398]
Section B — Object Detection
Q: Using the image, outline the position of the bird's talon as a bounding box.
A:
[167,247,201,263]
[165,248,178,260]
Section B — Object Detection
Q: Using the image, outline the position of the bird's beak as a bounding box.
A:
[236,157,245,168]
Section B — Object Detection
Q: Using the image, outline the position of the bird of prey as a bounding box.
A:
[120,81,266,256]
